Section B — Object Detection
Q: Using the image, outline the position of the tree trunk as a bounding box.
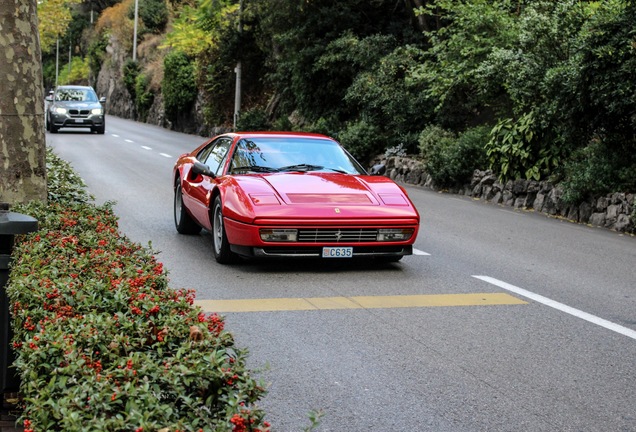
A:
[0,0,47,206]
[406,0,431,33]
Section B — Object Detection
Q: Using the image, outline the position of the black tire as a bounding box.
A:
[50,122,58,133]
[211,195,238,264]
[174,182,201,235]
[95,120,105,134]
[45,114,51,132]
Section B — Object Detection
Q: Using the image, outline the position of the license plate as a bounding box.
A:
[74,119,84,123]
[322,247,353,258]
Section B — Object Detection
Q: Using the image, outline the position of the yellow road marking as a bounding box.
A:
[195,293,527,313]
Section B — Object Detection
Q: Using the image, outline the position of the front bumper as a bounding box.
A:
[246,245,413,258]
[50,114,104,128]
[224,217,418,259]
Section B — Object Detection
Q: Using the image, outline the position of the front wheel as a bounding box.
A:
[212,195,238,264]
[174,182,201,234]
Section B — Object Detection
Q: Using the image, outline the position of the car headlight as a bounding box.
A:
[91,108,103,115]
[54,107,67,114]
[377,228,414,241]
[260,229,298,242]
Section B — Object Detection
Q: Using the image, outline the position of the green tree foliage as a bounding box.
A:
[337,118,384,162]
[73,0,634,202]
[485,111,559,183]
[578,0,636,150]
[137,0,169,33]
[135,73,155,122]
[37,0,83,53]
[561,0,636,200]
[161,5,215,56]
[254,0,425,123]
[413,0,634,198]
[198,2,268,127]
[419,125,490,188]
[413,0,520,128]
[123,59,141,99]
[162,50,197,123]
[87,32,109,82]
[343,43,432,154]
[57,56,90,85]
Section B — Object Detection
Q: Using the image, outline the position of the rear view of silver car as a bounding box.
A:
[46,85,106,134]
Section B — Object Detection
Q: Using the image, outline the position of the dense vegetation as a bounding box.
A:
[40,0,635,204]
[8,149,269,431]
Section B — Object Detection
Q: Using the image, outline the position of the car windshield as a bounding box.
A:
[230,137,366,175]
[55,88,98,102]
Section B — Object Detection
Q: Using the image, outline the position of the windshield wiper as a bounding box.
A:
[278,164,323,172]
[232,165,279,173]
[323,167,348,174]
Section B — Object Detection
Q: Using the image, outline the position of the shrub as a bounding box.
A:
[123,59,141,99]
[137,0,168,33]
[163,50,197,121]
[560,139,636,204]
[418,125,456,160]
[87,33,109,83]
[45,147,93,204]
[337,119,384,162]
[57,57,90,85]
[9,148,269,432]
[135,73,155,122]
[419,125,489,188]
[236,108,270,131]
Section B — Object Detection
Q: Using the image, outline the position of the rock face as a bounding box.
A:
[95,44,134,121]
[374,156,635,235]
[93,36,207,136]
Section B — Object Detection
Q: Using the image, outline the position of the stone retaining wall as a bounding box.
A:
[376,156,635,235]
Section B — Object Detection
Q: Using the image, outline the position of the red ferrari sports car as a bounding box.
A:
[172,132,420,263]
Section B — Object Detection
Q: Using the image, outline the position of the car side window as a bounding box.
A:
[201,138,233,174]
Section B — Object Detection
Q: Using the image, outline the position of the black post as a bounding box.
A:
[0,203,38,407]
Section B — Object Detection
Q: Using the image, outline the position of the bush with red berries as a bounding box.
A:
[7,149,270,431]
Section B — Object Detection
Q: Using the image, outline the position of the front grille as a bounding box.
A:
[69,109,90,117]
[297,228,378,243]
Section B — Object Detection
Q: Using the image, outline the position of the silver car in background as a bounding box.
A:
[46,85,106,134]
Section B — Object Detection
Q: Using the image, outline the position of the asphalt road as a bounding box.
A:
[47,116,636,432]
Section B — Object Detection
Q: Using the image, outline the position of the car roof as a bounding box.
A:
[56,85,95,90]
[226,131,335,140]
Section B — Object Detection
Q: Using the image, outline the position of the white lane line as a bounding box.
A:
[413,248,431,256]
[111,134,119,138]
[125,139,134,143]
[141,146,152,150]
[473,275,636,341]
[159,153,172,158]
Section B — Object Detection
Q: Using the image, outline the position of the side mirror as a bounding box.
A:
[99,97,107,103]
[45,95,53,102]
[192,161,216,179]
[370,163,386,176]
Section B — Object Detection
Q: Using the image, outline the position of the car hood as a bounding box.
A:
[224,172,419,223]
[263,173,383,205]
[51,101,102,110]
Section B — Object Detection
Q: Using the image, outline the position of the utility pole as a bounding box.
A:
[55,38,59,87]
[68,40,72,80]
[233,0,243,130]
[132,0,139,61]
